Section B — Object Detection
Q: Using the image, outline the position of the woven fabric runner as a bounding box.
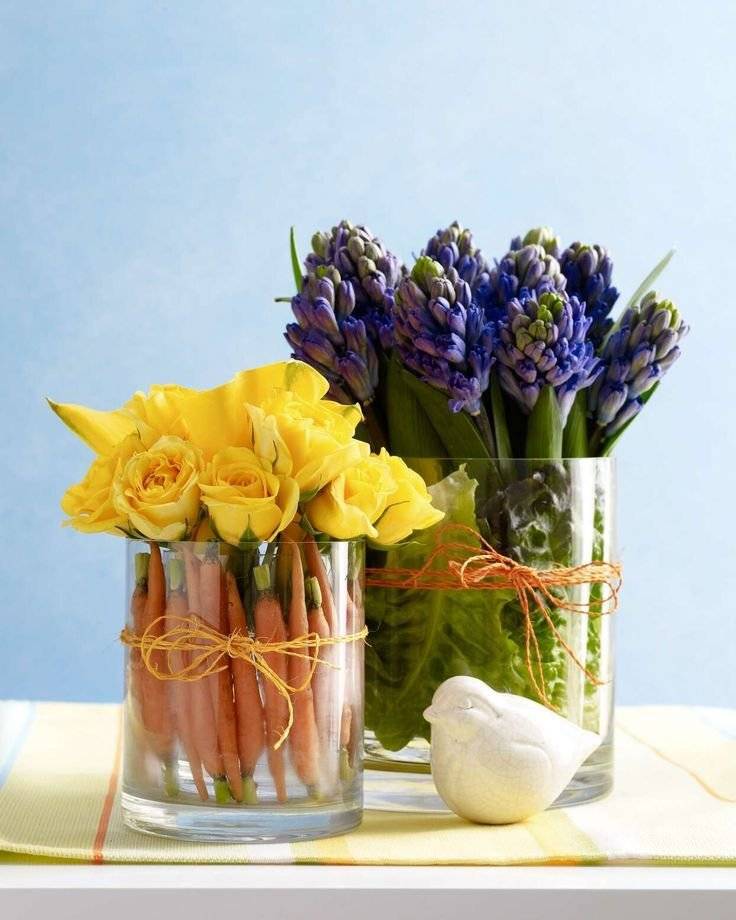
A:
[0,701,734,865]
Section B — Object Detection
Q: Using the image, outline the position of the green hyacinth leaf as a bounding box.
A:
[562,390,590,458]
[385,357,446,458]
[395,360,492,459]
[525,385,563,459]
[490,375,512,460]
[626,248,675,309]
[290,226,303,292]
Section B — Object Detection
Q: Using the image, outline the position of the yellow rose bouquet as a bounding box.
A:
[50,360,442,841]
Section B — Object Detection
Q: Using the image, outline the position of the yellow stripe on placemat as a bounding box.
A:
[524,810,602,866]
[340,811,549,866]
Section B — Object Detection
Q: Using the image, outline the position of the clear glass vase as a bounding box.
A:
[121,537,364,842]
[364,457,617,808]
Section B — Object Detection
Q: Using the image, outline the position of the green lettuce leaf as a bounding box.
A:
[365,467,525,751]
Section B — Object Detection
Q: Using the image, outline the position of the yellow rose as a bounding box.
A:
[112,436,204,541]
[306,453,396,539]
[373,452,444,545]
[61,433,143,534]
[247,391,367,496]
[200,447,298,545]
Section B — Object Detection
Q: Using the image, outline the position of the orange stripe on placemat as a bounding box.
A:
[92,708,123,864]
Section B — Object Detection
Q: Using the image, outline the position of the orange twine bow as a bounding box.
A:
[365,523,622,708]
[120,615,367,749]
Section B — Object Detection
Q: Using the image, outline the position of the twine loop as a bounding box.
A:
[365,523,622,708]
[121,615,367,749]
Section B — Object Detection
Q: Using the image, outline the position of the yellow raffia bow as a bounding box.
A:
[120,615,367,749]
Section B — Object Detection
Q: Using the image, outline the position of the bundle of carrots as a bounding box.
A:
[126,536,361,806]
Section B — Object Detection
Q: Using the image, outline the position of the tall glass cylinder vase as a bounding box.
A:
[364,457,617,807]
[122,537,364,842]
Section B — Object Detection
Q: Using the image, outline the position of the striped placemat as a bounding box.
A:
[0,702,734,865]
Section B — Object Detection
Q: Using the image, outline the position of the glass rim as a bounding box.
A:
[123,537,366,546]
[396,455,616,464]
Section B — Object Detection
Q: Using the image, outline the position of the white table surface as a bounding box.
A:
[2,864,736,919]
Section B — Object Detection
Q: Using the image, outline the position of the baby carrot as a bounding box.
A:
[144,544,176,784]
[128,553,149,722]
[285,541,320,790]
[181,548,229,802]
[253,562,289,804]
[182,546,201,613]
[304,536,336,633]
[166,559,208,801]
[224,569,264,805]
[345,576,363,773]
[305,576,338,796]
[199,553,243,802]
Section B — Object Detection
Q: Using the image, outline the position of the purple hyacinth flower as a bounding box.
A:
[493,290,602,423]
[559,242,620,347]
[393,256,495,415]
[480,231,567,322]
[305,220,404,355]
[589,291,689,438]
[285,272,380,405]
[422,221,491,292]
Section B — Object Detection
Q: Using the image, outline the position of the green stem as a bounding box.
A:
[163,762,179,798]
[241,775,258,805]
[475,404,497,458]
[214,776,231,804]
[134,553,150,588]
[363,401,388,452]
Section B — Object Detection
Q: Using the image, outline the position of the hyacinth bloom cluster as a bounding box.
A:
[281,218,689,456]
[422,221,490,291]
[590,292,688,438]
[393,256,495,415]
[286,271,378,405]
[560,242,619,346]
[495,290,602,421]
[481,239,567,320]
[306,220,403,350]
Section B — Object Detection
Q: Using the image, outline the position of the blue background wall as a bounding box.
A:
[2,1,734,704]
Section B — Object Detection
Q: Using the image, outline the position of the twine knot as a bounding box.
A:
[121,615,367,749]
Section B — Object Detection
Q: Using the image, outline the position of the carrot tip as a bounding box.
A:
[214,777,232,804]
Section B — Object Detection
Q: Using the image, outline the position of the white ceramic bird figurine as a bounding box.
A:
[423,676,601,824]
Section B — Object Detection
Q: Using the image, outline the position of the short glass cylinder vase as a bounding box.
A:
[364,457,617,807]
[121,537,365,842]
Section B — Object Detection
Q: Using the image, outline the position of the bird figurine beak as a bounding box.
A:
[423,704,441,724]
